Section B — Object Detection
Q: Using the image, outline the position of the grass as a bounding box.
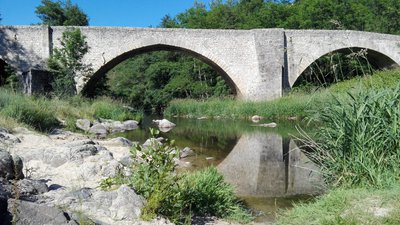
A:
[165,69,400,120]
[0,89,142,132]
[302,85,400,188]
[274,185,400,225]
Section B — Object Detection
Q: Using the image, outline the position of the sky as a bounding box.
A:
[0,0,211,27]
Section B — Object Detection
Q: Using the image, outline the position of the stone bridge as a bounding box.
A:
[1,25,400,100]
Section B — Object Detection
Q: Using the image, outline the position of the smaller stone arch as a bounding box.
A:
[81,44,240,97]
[291,47,400,87]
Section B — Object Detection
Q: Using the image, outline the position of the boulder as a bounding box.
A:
[88,123,107,136]
[57,185,144,224]
[260,122,277,128]
[109,121,125,133]
[0,132,21,145]
[123,120,139,130]
[7,199,77,225]
[109,137,133,147]
[75,119,91,131]
[251,115,262,123]
[11,155,24,180]
[16,179,48,201]
[0,150,14,180]
[152,119,176,128]
[181,147,194,158]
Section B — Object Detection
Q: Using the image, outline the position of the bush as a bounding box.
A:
[102,129,252,224]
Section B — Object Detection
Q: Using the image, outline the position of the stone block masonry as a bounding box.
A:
[1,26,399,100]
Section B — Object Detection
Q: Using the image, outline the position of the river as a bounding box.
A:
[114,116,325,223]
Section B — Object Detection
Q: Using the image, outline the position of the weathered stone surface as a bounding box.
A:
[181,147,194,158]
[88,123,107,136]
[123,120,139,130]
[11,155,24,180]
[153,119,176,128]
[76,119,91,131]
[110,137,133,147]
[57,185,144,224]
[17,179,48,198]
[0,151,14,180]
[2,26,400,100]
[0,132,21,145]
[251,115,262,123]
[7,199,77,225]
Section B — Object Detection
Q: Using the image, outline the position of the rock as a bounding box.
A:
[123,120,139,130]
[109,137,133,147]
[88,123,107,136]
[0,193,11,225]
[11,155,24,180]
[0,150,14,180]
[288,116,298,121]
[64,139,96,147]
[206,157,215,160]
[76,119,91,131]
[109,121,125,133]
[181,147,194,158]
[251,115,262,123]
[152,119,176,128]
[58,185,144,224]
[70,145,99,159]
[143,138,162,148]
[0,132,21,145]
[7,199,77,225]
[197,116,208,120]
[260,122,277,128]
[159,127,173,133]
[16,179,48,201]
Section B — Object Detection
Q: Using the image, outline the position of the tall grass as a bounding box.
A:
[165,69,400,120]
[0,89,142,132]
[302,85,400,188]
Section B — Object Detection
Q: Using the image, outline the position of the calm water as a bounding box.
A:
[114,116,324,222]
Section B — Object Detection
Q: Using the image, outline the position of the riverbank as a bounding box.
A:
[164,69,400,121]
[274,185,400,224]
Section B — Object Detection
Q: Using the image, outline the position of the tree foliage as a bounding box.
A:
[48,28,91,97]
[35,0,89,26]
[100,51,232,113]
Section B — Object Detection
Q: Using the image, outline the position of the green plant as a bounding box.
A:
[179,167,253,223]
[304,85,400,187]
[48,27,91,98]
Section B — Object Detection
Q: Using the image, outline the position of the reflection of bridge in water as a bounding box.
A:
[218,133,323,197]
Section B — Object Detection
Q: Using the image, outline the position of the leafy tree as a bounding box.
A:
[48,28,91,97]
[35,0,89,26]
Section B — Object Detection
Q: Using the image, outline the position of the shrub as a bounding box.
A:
[102,129,252,224]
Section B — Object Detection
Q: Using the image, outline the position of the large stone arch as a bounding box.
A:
[49,26,263,100]
[286,30,400,87]
[292,47,399,86]
[80,43,239,97]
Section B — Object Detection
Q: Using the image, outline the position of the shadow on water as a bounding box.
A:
[114,115,324,222]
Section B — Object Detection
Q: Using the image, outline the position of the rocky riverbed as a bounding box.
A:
[0,126,175,225]
[0,126,249,225]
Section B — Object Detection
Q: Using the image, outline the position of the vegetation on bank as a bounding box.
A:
[275,185,400,225]
[100,129,252,224]
[0,89,141,132]
[165,69,400,120]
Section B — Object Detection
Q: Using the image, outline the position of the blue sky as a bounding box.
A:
[0,0,210,27]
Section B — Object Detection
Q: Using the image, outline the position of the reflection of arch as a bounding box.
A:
[217,133,323,197]
[81,44,239,97]
[292,47,400,87]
